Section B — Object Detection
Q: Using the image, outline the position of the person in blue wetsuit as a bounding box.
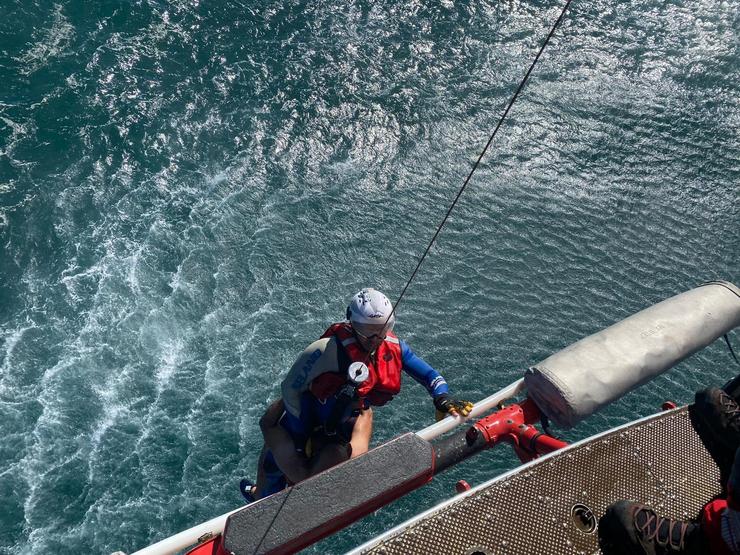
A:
[242,288,473,500]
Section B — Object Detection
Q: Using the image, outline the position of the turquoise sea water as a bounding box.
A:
[1,0,738,553]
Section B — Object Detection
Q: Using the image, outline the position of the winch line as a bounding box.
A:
[252,485,295,554]
[388,0,574,322]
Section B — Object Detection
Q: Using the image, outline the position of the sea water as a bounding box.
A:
[1,0,738,553]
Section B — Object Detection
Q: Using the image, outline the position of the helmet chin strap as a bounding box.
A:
[352,329,381,357]
[355,333,375,355]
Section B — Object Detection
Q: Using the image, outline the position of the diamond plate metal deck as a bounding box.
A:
[360,407,725,555]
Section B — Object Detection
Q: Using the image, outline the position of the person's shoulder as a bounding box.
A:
[283,336,340,396]
[300,336,338,358]
[290,337,339,372]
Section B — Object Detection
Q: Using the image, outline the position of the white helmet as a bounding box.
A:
[346,288,396,338]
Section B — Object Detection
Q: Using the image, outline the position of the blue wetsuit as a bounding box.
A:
[261,340,449,495]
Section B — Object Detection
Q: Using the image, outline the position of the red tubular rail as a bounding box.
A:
[470,399,568,463]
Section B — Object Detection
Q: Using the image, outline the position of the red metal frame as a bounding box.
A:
[470,398,569,463]
[184,534,228,555]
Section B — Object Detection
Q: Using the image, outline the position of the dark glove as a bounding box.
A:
[433,394,473,421]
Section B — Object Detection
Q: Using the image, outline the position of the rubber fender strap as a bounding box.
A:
[724,334,740,367]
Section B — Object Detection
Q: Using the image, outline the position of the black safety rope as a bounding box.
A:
[253,484,293,554]
[725,334,740,367]
[387,0,574,322]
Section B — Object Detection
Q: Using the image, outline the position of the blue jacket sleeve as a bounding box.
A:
[400,340,449,398]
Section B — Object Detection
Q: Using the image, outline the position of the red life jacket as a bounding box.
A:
[309,322,403,407]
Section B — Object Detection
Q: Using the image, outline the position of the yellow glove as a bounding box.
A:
[433,394,474,421]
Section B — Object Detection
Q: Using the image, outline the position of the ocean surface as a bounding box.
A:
[1,0,738,553]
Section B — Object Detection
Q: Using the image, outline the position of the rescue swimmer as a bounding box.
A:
[242,287,473,500]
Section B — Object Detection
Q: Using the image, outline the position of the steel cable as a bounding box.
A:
[387,0,574,323]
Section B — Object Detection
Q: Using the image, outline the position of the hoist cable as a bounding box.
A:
[388,0,574,321]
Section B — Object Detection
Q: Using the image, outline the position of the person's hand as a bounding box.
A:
[433,394,473,421]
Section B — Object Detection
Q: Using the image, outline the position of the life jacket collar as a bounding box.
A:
[317,322,403,406]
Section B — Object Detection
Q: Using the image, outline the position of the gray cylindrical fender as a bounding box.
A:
[524,281,740,429]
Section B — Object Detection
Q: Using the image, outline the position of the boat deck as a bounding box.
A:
[359,406,728,555]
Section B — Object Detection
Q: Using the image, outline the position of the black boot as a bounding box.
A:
[600,501,708,555]
[694,387,740,455]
